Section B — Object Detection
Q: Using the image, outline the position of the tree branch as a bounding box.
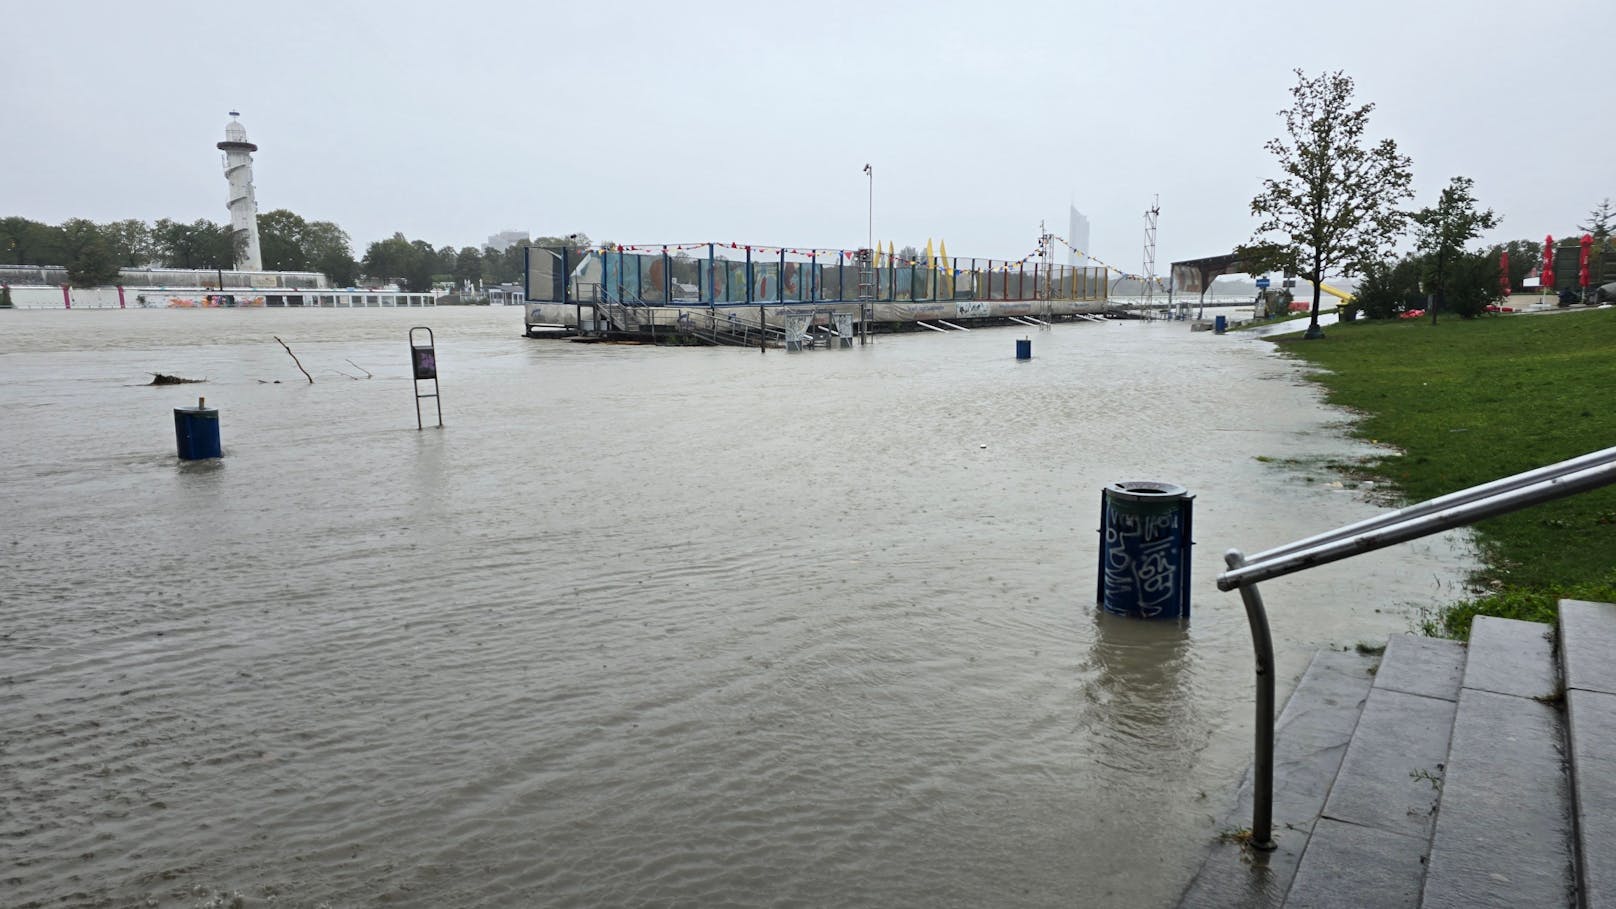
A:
[274,336,314,384]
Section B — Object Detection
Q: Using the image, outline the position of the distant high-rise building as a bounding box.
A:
[217,112,263,272]
[1068,204,1091,267]
[486,230,531,252]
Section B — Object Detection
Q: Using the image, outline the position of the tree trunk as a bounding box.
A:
[1432,246,1445,325]
[1304,252,1325,339]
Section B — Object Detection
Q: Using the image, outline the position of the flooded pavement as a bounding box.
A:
[0,308,1475,907]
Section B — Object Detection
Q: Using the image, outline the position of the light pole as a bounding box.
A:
[862,164,874,343]
[863,163,873,255]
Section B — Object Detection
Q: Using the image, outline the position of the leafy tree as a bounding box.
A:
[1490,238,1541,292]
[101,219,156,267]
[410,240,441,289]
[0,216,67,266]
[303,219,358,285]
[1439,249,1503,318]
[60,219,121,287]
[362,233,437,291]
[453,246,483,287]
[1353,257,1424,319]
[1412,176,1499,323]
[1581,198,1613,242]
[482,244,523,284]
[258,209,359,284]
[1237,69,1415,339]
[474,233,593,287]
[258,209,313,271]
[539,233,590,250]
[153,218,239,269]
[314,247,360,287]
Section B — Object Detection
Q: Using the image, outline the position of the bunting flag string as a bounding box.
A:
[1044,234,1169,289]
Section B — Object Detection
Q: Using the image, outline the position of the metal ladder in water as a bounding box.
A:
[855,248,876,344]
[409,326,441,429]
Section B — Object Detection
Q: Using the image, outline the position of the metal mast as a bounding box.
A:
[1038,220,1054,323]
[1142,194,1159,309]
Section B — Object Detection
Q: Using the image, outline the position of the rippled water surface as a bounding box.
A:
[1,308,1475,907]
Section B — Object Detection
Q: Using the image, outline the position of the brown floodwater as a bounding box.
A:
[0,308,1475,907]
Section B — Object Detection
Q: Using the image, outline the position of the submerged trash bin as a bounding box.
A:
[1016,338,1032,360]
[1097,481,1194,619]
[174,396,221,460]
[1214,315,1227,334]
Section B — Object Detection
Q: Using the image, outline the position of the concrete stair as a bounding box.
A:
[1177,599,1616,908]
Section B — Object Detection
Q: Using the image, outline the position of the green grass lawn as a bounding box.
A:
[1272,310,1616,637]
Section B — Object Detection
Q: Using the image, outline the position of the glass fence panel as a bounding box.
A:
[753,262,779,301]
[670,253,700,302]
[821,262,842,300]
[782,261,805,302]
[585,244,1113,305]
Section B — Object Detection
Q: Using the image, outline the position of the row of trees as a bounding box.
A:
[2,213,598,291]
[1355,225,1616,321]
[2,216,245,286]
[358,232,595,292]
[1237,68,1612,334]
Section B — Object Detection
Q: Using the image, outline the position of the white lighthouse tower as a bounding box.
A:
[217,111,263,272]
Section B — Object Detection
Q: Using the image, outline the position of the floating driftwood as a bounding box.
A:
[273,336,314,384]
[328,359,374,381]
[149,373,205,385]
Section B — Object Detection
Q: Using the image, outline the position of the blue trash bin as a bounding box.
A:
[1214,315,1227,334]
[1016,338,1031,360]
[174,398,221,460]
[1097,481,1194,619]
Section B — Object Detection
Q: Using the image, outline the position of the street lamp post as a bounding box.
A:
[863,163,873,343]
[864,163,873,255]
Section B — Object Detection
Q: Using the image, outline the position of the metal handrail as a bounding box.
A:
[1218,444,1616,851]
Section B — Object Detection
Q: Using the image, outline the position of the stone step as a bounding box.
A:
[1281,635,1463,908]
[1419,615,1574,909]
[1560,599,1616,909]
[1461,614,1557,700]
[1174,648,1378,908]
[1177,603,1612,909]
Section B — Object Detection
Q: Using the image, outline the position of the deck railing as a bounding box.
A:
[1218,444,1616,850]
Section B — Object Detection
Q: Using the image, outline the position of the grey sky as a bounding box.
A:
[4,0,1610,272]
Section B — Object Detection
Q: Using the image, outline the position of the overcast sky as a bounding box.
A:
[4,0,1611,272]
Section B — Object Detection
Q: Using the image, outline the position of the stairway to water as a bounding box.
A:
[1177,599,1616,908]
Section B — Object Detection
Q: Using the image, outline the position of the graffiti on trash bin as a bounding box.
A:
[1103,510,1183,618]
